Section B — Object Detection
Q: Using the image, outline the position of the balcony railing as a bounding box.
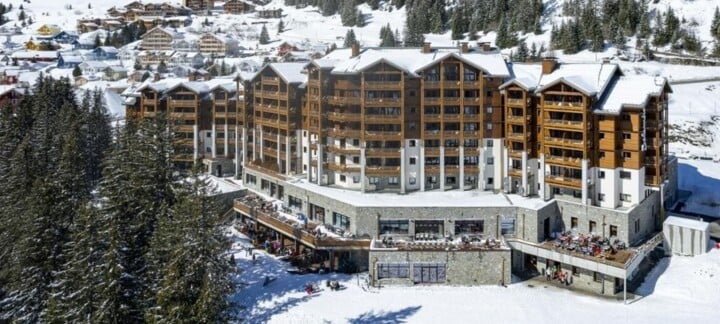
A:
[364,81,402,89]
[545,175,582,188]
[365,148,401,157]
[545,119,584,129]
[261,76,279,83]
[328,111,362,122]
[365,166,401,175]
[365,114,401,122]
[327,96,362,106]
[365,131,402,139]
[169,112,196,119]
[328,128,361,138]
[545,155,582,167]
[543,101,583,108]
[544,137,584,147]
[507,98,524,105]
[326,162,361,173]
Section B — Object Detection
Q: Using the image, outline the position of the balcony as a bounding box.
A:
[544,137,584,148]
[365,114,401,123]
[365,148,401,157]
[423,130,442,139]
[508,168,523,178]
[425,147,440,156]
[327,96,361,106]
[542,100,584,109]
[168,99,197,106]
[645,156,658,165]
[507,98,525,106]
[464,165,479,173]
[328,111,362,122]
[364,81,402,89]
[423,80,441,88]
[326,145,360,155]
[261,76,280,84]
[365,165,401,175]
[507,149,523,158]
[365,131,402,140]
[507,132,530,141]
[424,97,441,104]
[169,112,196,119]
[262,146,278,157]
[423,114,441,122]
[328,128,362,138]
[327,162,361,173]
[463,130,479,137]
[256,90,281,99]
[443,97,462,105]
[443,130,461,136]
[544,119,584,130]
[545,175,582,188]
[444,147,460,155]
[442,113,461,121]
[365,97,401,106]
[545,155,582,167]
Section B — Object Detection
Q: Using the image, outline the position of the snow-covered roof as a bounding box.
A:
[535,63,618,97]
[594,76,670,115]
[500,63,543,91]
[167,81,210,94]
[96,46,119,54]
[266,62,307,84]
[11,51,59,59]
[205,78,237,93]
[80,61,110,69]
[321,47,510,77]
[665,216,710,232]
[0,85,23,96]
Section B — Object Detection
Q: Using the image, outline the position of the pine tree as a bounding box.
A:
[146,170,235,322]
[72,66,82,77]
[157,60,168,73]
[515,39,529,62]
[379,24,396,47]
[93,34,101,49]
[277,20,284,34]
[344,28,357,47]
[340,0,357,27]
[711,7,720,40]
[259,25,270,45]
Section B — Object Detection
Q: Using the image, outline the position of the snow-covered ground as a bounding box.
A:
[228,227,720,324]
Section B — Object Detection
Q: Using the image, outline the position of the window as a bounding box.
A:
[304,165,307,171]
[634,219,640,233]
[353,139,360,146]
[593,272,602,282]
[622,114,630,121]
[288,196,302,209]
[487,177,494,185]
[486,157,494,165]
[415,220,444,234]
[486,90,493,97]
[388,177,399,185]
[486,106,493,114]
[598,171,605,179]
[333,212,350,230]
[409,140,416,147]
[622,133,631,140]
[409,157,417,165]
[622,151,631,159]
[206,132,211,137]
[598,193,605,201]
[380,220,409,234]
[598,152,605,158]
[369,177,380,184]
[599,133,605,139]
[486,123,493,130]
[413,263,446,283]
[572,266,579,276]
[610,225,617,237]
[409,90,416,97]
[501,216,516,235]
[303,147,307,153]
[352,157,360,164]
[589,221,597,233]
[378,263,410,279]
[353,176,360,183]
[620,171,631,179]
[571,217,578,229]
[486,140,494,147]
[620,193,631,202]
[340,175,346,182]
[455,220,484,234]
[303,131,307,136]
[409,177,416,185]
[245,174,256,184]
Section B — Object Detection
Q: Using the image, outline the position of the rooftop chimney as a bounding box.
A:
[541,57,557,75]
[460,42,469,53]
[422,42,432,54]
[351,42,360,58]
[479,42,491,52]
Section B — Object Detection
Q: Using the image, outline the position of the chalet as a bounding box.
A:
[57,52,83,68]
[183,0,215,12]
[93,46,120,60]
[256,7,282,18]
[0,85,25,108]
[74,75,92,86]
[104,66,129,81]
[164,16,192,28]
[77,18,101,33]
[106,7,126,17]
[172,38,197,52]
[124,1,145,10]
[0,68,21,84]
[276,41,300,56]
[128,69,153,82]
[137,16,165,29]
[137,50,175,66]
[223,0,255,14]
[11,51,58,63]
[187,68,211,81]
[198,33,227,57]
[36,24,62,36]
[51,31,80,44]
[101,20,125,32]
[140,27,176,51]
[79,61,110,76]
[170,51,204,68]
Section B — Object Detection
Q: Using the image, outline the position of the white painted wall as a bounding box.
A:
[405,139,421,191]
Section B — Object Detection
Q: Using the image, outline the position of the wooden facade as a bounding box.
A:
[223,0,255,14]
[140,27,174,51]
[198,33,227,57]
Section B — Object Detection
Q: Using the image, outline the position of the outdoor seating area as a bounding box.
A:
[543,232,634,265]
[373,235,507,251]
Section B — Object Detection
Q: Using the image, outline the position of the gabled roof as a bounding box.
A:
[534,63,619,97]
[95,46,119,54]
[594,75,671,115]
[319,47,510,77]
[499,63,543,91]
[79,61,110,69]
[166,81,210,94]
[262,62,307,84]
[140,26,177,39]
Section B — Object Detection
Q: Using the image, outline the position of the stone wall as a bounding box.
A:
[535,255,620,296]
[369,248,511,286]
